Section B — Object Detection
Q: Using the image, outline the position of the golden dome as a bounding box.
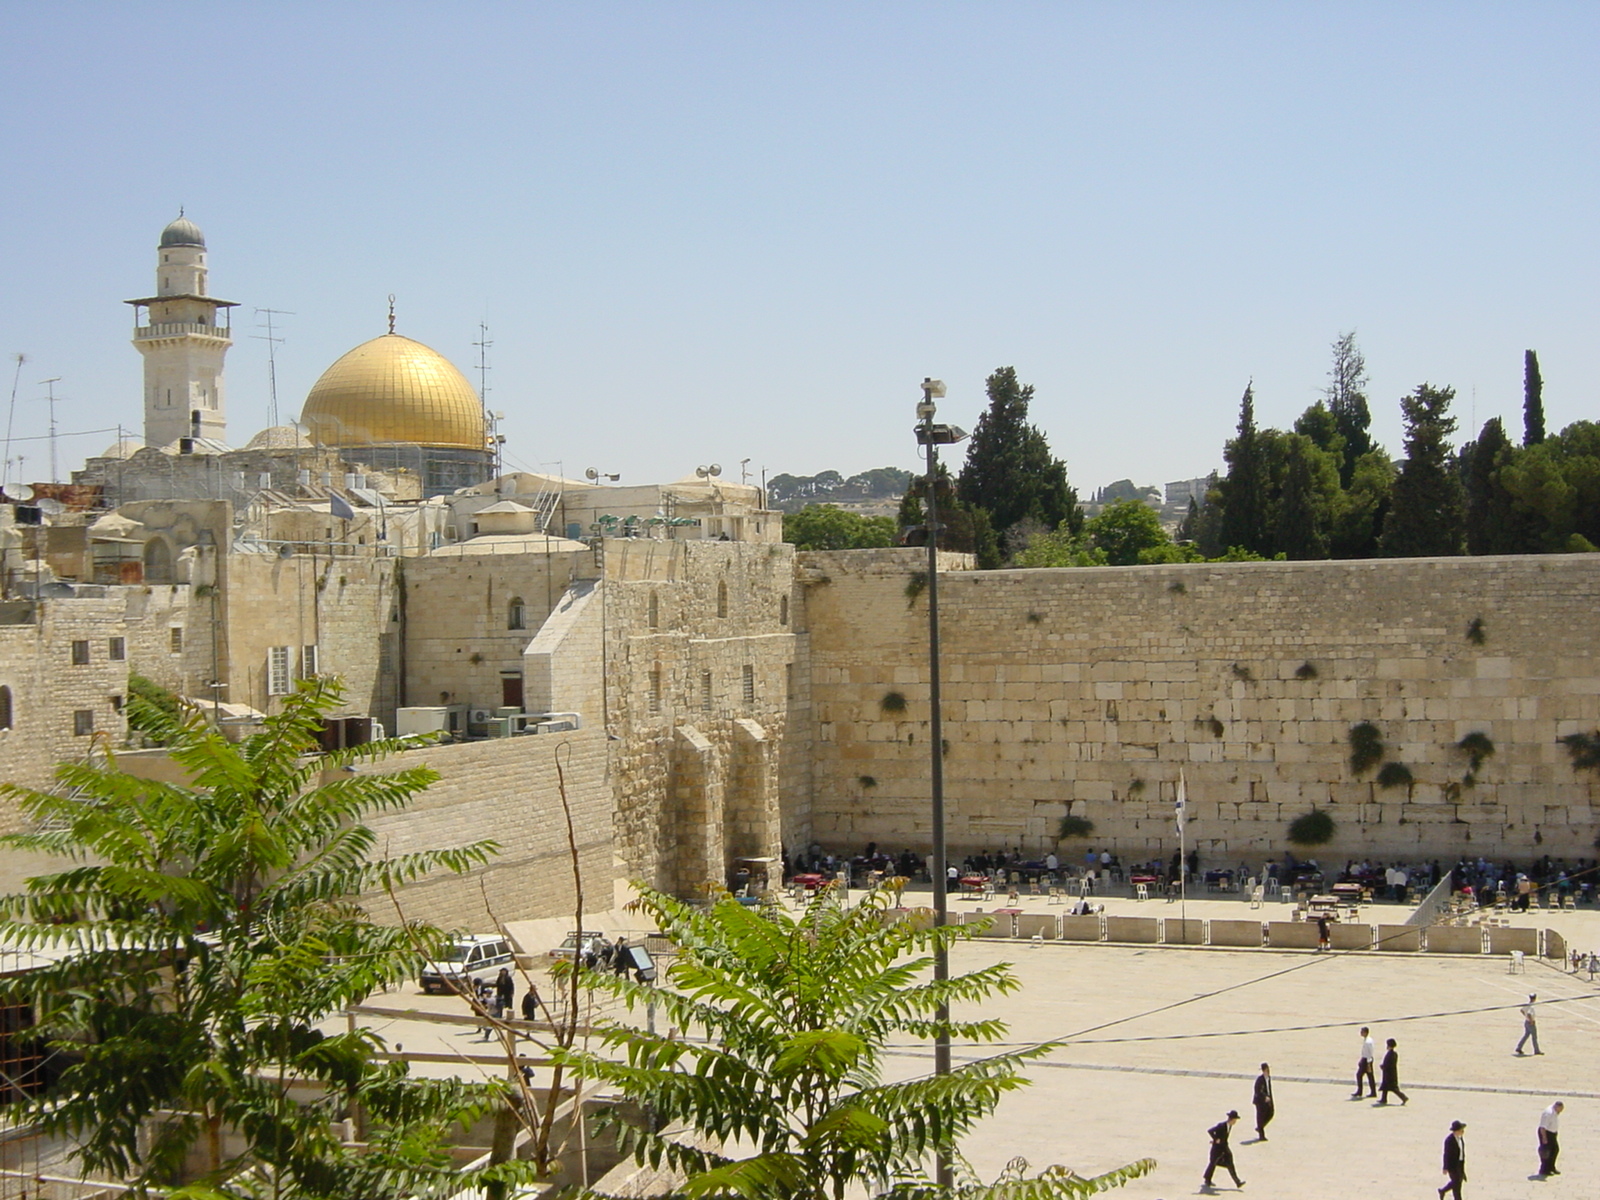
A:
[300,334,486,450]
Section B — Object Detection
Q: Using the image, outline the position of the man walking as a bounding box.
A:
[1537,1100,1563,1177]
[1515,993,1542,1055]
[1352,1027,1376,1098]
[1377,1037,1408,1105]
[1202,1110,1244,1190]
[1438,1120,1466,1200]
[1252,1063,1274,1140]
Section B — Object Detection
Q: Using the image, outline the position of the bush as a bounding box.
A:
[127,672,184,745]
[879,691,907,714]
[1288,809,1335,846]
[1456,731,1495,773]
[1348,721,1384,775]
[1376,761,1414,790]
[1058,814,1095,840]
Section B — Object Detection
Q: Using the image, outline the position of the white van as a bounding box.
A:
[419,934,514,995]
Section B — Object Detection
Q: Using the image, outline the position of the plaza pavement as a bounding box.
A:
[340,884,1600,1199]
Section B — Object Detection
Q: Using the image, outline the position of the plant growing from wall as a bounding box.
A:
[1558,730,1600,772]
[1456,731,1495,783]
[1466,616,1487,645]
[1348,721,1384,775]
[1058,813,1095,840]
[1295,661,1318,680]
[1230,662,1253,681]
[1376,761,1414,790]
[904,570,928,607]
[858,775,877,790]
[880,690,908,715]
[1287,808,1335,846]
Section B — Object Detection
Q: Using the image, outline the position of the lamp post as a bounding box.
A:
[914,377,966,1188]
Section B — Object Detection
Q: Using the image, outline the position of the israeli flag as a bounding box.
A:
[329,491,355,521]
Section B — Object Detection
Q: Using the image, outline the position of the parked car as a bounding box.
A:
[419,934,515,995]
[547,931,609,962]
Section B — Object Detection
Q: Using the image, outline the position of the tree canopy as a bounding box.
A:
[0,681,508,1200]
[1380,383,1464,557]
[563,883,1153,1200]
[783,504,898,551]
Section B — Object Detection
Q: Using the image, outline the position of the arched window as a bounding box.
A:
[0,686,12,731]
[648,590,659,629]
[508,597,526,630]
[143,538,174,584]
[717,581,728,619]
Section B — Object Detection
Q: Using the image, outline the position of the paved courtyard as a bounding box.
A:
[347,890,1600,1199]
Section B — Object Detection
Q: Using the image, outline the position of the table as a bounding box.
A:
[959,875,989,896]
[791,873,824,891]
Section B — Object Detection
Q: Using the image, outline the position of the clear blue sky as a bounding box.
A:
[2,3,1596,495]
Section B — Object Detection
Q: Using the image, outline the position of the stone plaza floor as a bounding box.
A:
[346,886,1600,1199]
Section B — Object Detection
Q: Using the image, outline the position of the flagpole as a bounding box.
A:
[1177,769,1188,925]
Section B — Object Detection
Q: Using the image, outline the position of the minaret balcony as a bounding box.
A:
[134,322,233,343]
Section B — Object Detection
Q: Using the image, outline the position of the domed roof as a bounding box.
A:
[300,334,486,451]
[160,214,206,247]
[242,424,312,451]
[98,435,145,460]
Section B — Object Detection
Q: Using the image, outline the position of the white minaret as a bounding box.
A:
[125,213,237,449]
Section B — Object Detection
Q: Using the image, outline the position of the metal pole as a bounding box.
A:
[920,381,952,1189]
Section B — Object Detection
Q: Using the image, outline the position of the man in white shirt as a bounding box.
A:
[1353,1026,1376,1098]
[1516,994,1542,1056]
[1537,1100,1563,1177]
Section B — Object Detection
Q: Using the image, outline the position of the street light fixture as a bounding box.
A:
[915,376,966,1189]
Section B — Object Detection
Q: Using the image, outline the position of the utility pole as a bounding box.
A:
[252,308,294,429]
[39,378,62,483]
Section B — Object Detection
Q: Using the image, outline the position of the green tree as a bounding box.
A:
[1324,331,1375,488]
[1499,421,1600,551]
[1524,349,1546,446]
[1271,434,1330,559]
[1326,449,1393,559]
[564,885,1153,1200]
[901,464,1000,567]
[956,367,1082,562]
[1380,384,1465,558]
[1083,499,1170,566]
[0,680,507,1200]
[784,505,898,551]
[127,670,184,744]
[1216,383,1270,556]
[1460,417,1539,555]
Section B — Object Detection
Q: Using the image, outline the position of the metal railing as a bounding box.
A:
[134,322,231,341]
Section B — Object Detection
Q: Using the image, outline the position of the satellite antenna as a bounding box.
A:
[35,497,65,516]
[9,483,33,502]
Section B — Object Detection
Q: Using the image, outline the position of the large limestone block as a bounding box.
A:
[1266,922,1319,949]
[1211,919,1265,947]
[1424,926,1485,954]
[1105,916,1160,943]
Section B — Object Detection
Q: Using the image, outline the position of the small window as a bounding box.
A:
[169,627,184,654]
[648,590,659,629]
[717,581,728,619]
[779,595,789,626]
[73,710,94,737]
[267,646,292,696]
[742,664,755,706]
[700,671,713,713]
[649,667,662,715]
[785,662,794,699]
[508,597,526,630]
[109,637,126,661]
[0,686,12,730]
[301,644,319,678]
[71,640,90,665]
[111,694,124,713]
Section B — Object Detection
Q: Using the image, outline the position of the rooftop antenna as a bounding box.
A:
[252,308,294,428]
[3,353,24,491]
[473,319,493,406]
[38,377,62,483]
[387,294,396,335]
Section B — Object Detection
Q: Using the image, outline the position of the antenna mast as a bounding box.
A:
[473,320,503,477]
[38,377,62,483]
[252,308,294,429]
[3,353,24,491]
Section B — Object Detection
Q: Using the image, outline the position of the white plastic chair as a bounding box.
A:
[1135,883,1149,902]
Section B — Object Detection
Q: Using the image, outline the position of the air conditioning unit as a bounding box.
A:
[494,706,522,718]
[484,717,515,739]
[395,707,449,737]
[469,708,495,726]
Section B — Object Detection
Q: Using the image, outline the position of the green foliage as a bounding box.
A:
[1380,383,1464,558]
[1218,382,1269,555]
[956,367,1083,562]
[880,691,908,715]
[1558,730,1600,773]
[563,885,1152,1200]
[900,464,1000,565]
[1323,331,1375,488]
[0,679,506,1199]
[1376,761,1414,790]
[767,468,914,514]
[1466,617,1486,645]
[126,671,184,744]
[1524,349,1546,446]
[1082,499,1169,566]
[1057,814,1095,840]
[1456,732,1495,774]
[783,505,898,551]
[1461,417,1535,556]
[1348,721,1384,775]
[858,775,877,789]
[1295,661,1318,680]
[905,571,928,606]
[1287,809,1335,846]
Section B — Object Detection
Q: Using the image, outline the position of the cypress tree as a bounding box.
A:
[1218,382,1269,555]
[1523,349,1546,446]
[1380,384,1465,558]
[1274,436,1329,560]
[1324,332,1375,488]
[955,367,1081,562]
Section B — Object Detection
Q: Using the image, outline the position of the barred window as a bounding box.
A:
[169,627,184,654]
[700,671,713,713]
[109,637,126,661]
[71,641,90,666]
[649,667,662,715]
[301,644,320,678]
[742,664,755,706]
[73,709,94,736]
[267,646,292,696]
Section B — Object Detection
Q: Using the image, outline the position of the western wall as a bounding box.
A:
[798,548,1600,866]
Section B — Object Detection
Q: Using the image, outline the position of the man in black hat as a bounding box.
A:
[1203,1110,1244,1190]
[1252,1063,1274,1140]
[1439,1120,1466,1200]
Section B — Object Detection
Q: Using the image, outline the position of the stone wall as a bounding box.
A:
[603,538,799,893]
[799,552,1600,864]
